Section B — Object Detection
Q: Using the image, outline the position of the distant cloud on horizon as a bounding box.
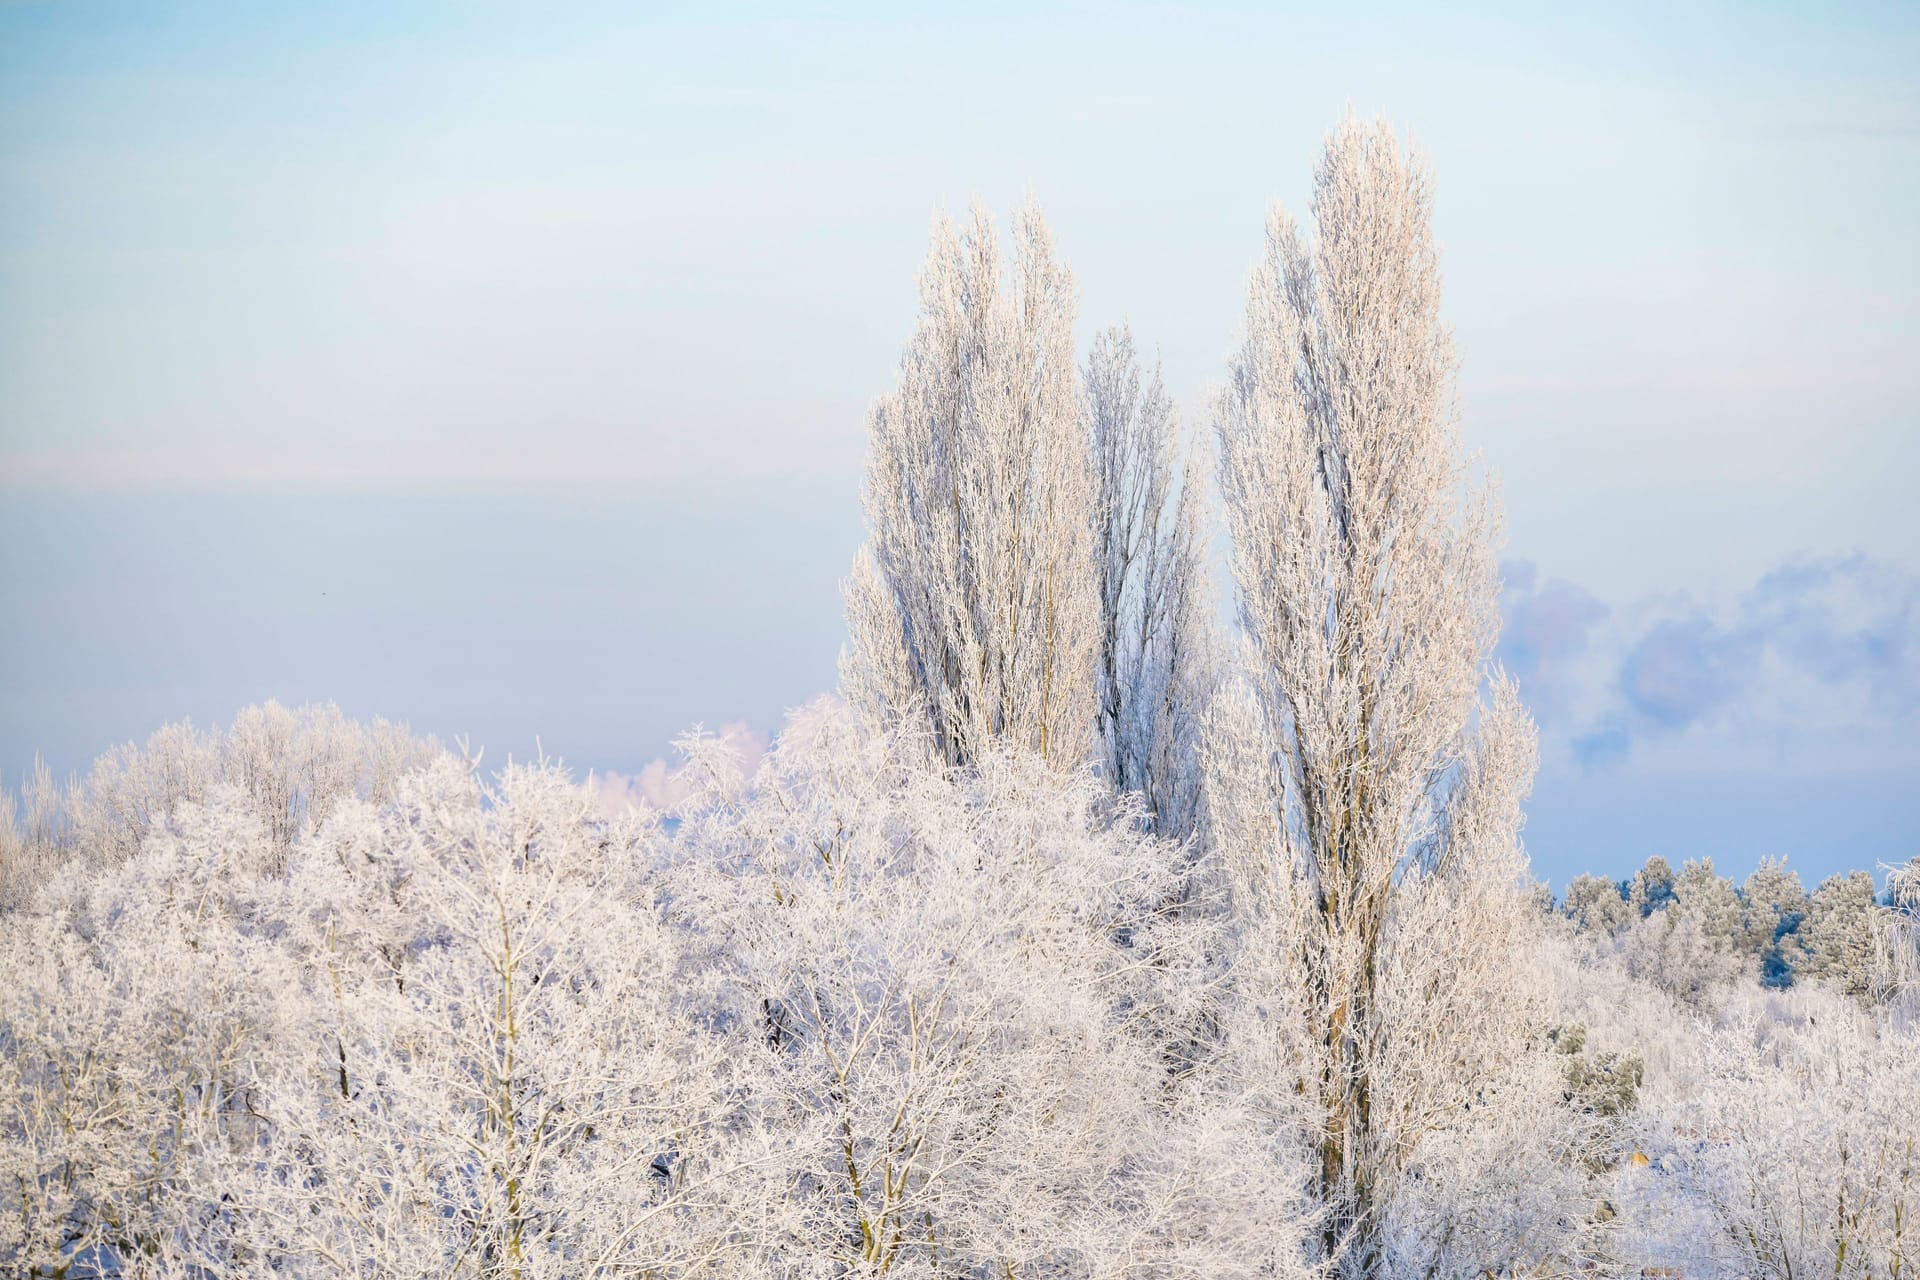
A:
[1501,553,1920,775]
[1496,561,1611,726]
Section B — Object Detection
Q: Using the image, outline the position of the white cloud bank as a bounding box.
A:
[1500,553,1920,776]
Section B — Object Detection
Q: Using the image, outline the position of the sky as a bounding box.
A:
[2,1,1916,889]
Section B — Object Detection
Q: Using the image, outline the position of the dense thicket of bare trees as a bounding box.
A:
[5,115,1916,1280]
[0,702,436,907]
[1,703,1313,1278]
[8,703,1910,1279]
[1551,899,1920,1280]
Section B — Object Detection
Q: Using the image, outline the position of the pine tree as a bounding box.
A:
[1564,873,1634,934]
[1801,870,1881,999]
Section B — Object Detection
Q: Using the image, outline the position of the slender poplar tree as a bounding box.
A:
[843,199,1099,770]
[1206,114,1547,1277]
[1086,322,1215,837]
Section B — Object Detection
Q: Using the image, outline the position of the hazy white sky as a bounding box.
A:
[3,2,1916,885]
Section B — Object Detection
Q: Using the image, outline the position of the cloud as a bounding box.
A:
[1740,555,1920,711]
[1498,559,1611,724]
[588,719,771,816]
[1572,724,1631,770]
[1524,554,1920,772]
[1619,617,1732,728]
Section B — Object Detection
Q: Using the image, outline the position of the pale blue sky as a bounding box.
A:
[3,2,1916,887]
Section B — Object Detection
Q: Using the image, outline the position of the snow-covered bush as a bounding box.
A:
[1671,987,1919,1279]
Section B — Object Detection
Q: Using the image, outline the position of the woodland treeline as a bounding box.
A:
[1559,855,1893,996]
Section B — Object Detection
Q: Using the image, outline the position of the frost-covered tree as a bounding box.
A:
[244,759,752,1278]
[1801,869,1882,999]
[1613,905,1746,1011]
[0,793,291,1273]
[1672,858,1743,951]
[0,780,34,912]
[1678,988,1920,1279]
[0,724,750,1278]
[669,699,1311,1277]
[844,200,1100,771]
[1563,873,1634,934]
[0,758,68,910]
[1085,322,1215,838]
[1583,858,1751,1009]
[1883,857,1920,1027]
[1206,115,1563,1276]
[1739,856,1808,985]
[1627,855,1677,917]
[1573,941,1920,1278]
[2,702,437,895]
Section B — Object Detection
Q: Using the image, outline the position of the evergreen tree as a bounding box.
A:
[1627,855,1678,917]
[1802,871,1882,999]
[1563,873,1634,934]
[1740,856,1809,987]
[1672,858,1742,951]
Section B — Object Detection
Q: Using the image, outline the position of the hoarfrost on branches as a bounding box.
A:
[4,112,1916,1280]
[1206,113,1577,1277]
[843,201,1100,774]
